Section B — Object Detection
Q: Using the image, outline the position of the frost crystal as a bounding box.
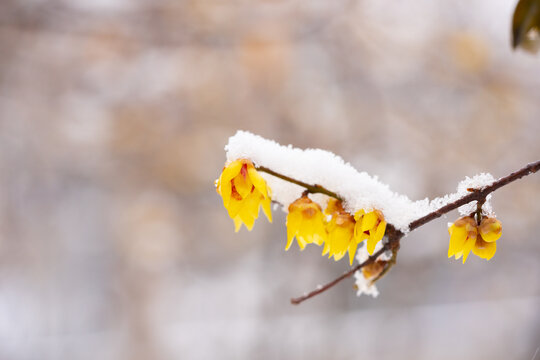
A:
[224,131,497,232]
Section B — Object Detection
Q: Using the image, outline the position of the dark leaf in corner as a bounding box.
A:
[512,0,540,53]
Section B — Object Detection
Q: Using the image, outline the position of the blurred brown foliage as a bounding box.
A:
[0,1,539,359]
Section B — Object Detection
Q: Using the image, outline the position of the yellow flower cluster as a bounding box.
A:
[216,159,272,232]
[448,216,502,263]
[217,159,508,269]
[216,159,387,265]
[288,198,387,265]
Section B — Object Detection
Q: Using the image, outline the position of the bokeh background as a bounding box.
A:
[1,0,539,359]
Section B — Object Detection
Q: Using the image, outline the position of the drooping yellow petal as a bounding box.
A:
[243,191,262,219]
[448,224,468,258]
[366,218,386,255]
[219,160,243,205]
[235,192,260,231]
[220,160,243,184]
[233,216,243,232]
[226,197,244,219]
[286,226,296,251]
[322,241,330,256]
[347,240,358,266]
[286,211,302,250]
[297,235,308,250]
[354,223,369,243]
[218,175,233,207]
[310,215,327,246]
[472,238,497,260]
[361,211,377,232]
[247,166,268,199]
[261,197,273,223]
[353,209,365,222]
[366,235,378,255]
[233,170,252,199]
[461,232,477,264]
[240,212,256,231]
[374,220,386,242]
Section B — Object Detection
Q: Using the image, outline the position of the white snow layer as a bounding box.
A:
[225,131,496,233]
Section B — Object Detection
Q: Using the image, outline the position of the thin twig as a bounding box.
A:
[291,224,402,304]
[408,160,540,231]
[369,241,400,285]
[290,244,389,304]
[256,166,343,200]
[287,160,539,304]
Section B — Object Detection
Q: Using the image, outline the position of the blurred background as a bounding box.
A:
[0,0,539,359]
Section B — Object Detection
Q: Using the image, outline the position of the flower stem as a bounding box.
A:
[256,166,343,200]
[287,160,540,304]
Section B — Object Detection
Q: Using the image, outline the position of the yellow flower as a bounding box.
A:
[473,217,502,260]
[448,216,478,263]
[478,217,502,243]
[286,196,327,251]
[354,210,387,255]
[471,236,497,260]
[216,159,272,231]
[448,216,501,263]
[324,198,344,216]
[323,200,357,265]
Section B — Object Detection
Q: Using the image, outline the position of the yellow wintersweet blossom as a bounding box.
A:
[354,210,387,255]
[448,216,502,263]
[286,195,327,251]
[216,159,272,232]
[478,217,502,243]
[473,217,502,260]
[323,199,357,265]
[448,216,478,263]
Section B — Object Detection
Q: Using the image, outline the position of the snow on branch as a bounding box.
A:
[218,130,540,304]
[226,131,496,232]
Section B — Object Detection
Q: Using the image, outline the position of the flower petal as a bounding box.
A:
[218,176,233,207]
[233,170,252,199]
[366,236,377,255]
[354,209,365,222]
[286,211,301,250]
[361,211,377,232]
[220,160,243,184]
[479,218,502,243]
[348,241,358,266]
[448,224,467,258]
[472,238,497,260]
[461,233,477,263]
[240,213,256,231]
[233,216,243,232]
[226,198,244,219]
[247,166,268,199]
[374,220,386,242]
[262,197,273,223]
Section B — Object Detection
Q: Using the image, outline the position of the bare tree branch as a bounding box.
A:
[261,160,540,304]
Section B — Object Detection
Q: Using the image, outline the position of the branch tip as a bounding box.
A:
[255,160,540,304]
